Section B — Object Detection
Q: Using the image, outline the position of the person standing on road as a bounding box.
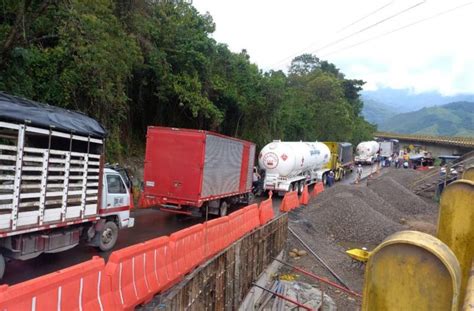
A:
[327,171,335,187]
[252,167,261,189]
[356,164,363,183]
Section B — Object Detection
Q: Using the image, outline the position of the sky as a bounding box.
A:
[192,0,474,95]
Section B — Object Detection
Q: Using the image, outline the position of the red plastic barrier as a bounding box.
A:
[142,236,179,295]
[0,256,115,311]
[299,185,310,205]
[170,224,205,277]
[259,197,274,225]
[106,243,154,310]
[243,204,260,233]
[229,209,245,242]
[205,216,230,258]
[280,191,299,212]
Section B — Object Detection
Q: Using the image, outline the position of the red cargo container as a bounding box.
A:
[142,127,256,216]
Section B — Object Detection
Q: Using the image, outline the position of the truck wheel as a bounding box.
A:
[298,182,304,195]
[0,254,5,279]
[220,201,228,217]
[98,221,119,252]
[322,174,327,185]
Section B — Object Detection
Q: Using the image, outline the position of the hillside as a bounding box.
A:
[361,98,397,125]
[362,88,474,113]
[379,101,474,136]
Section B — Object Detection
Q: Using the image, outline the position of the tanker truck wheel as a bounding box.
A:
[98,221,118,252]
[298,181,304,195]
[0,254,5,279]
[322,173,328,185]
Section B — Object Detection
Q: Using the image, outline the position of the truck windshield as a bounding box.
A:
[107,175,127,194]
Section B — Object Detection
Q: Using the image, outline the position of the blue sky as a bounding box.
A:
[193,0,474,95]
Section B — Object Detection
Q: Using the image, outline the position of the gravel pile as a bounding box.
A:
[383,167,427,189]
[368,175,435,216]
[299,190,404,244]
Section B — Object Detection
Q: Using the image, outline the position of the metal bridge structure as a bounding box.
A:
[375,132,474,156]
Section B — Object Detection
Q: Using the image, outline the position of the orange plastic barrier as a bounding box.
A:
[106,243,155,310]
[243,204,260,233]
[229,209,245,242]
[205,216,230,258]
[280,191,299,212]
[142,236,180,295]
[0,256,115,311]
[170,224,205,277]
[259,197,274,225]
[299,185,310,205]
[311,182,324,197]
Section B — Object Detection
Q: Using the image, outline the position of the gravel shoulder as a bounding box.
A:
[276,167,439,310]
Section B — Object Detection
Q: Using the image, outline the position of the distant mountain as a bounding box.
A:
[361,98,397,125]
[362,88,474,113]
[379,101,474,137]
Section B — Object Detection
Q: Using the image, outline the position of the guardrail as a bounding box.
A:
[375,132,474,148]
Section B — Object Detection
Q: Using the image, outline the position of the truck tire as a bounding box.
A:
[322,173,327,185]
[98,221,119,252]
[298,181,304,195]
[220,201,228,217]
[0,254,5,279]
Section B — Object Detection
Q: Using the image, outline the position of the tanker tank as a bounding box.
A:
[355,141,379,164]
[258,141,330,193]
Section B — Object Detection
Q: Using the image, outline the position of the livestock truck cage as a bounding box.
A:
[141,127,256,217]
[0,92,132,277]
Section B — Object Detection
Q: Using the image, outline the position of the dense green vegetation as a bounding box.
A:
[0,0,375,160]
[380,101,474,136]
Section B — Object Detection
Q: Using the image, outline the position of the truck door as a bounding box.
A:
[103,173,130,211]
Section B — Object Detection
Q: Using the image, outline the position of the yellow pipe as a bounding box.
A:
[463,166,474,182]
[437,180,474,302]
[362,230,461,311]
[462,260,474,310]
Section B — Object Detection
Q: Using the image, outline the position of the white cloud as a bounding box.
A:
[193,0,474,95]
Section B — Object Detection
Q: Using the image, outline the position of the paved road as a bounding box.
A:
[2,208,202,285]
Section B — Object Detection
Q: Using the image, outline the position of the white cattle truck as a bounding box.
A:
[355,141,379,164]
[0,93,134,278]
[258,141,330,194]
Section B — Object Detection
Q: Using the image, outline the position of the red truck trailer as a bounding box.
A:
[142,127,256,216]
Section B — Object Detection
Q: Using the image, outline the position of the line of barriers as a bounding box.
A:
[0,184,325,311]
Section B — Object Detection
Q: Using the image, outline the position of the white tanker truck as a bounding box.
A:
[258,141,330,194]
[355,141,379,164]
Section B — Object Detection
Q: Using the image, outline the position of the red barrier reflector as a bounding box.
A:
[141,236,178,296]
[106,243,153,310]
[229,209,245,242]
[170,224,205,277]
[0,256,114,311]
[259,197,274,225]
[204,216,230,259]
[299,185,310,205]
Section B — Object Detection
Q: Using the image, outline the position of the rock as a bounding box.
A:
[297,250,307,256]
[292,248,299,253]
[289,251,297,257]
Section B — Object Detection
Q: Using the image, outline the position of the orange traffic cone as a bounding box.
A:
[300,185,310,205]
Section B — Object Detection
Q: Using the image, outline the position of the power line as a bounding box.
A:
[322,1,473,58]
[269,1,396,67]
[337,1,394,33]
[310,0,426,54]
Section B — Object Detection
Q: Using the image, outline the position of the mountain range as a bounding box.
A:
[361,88,474,137]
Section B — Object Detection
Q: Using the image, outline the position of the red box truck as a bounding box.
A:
[142,127,256,216]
